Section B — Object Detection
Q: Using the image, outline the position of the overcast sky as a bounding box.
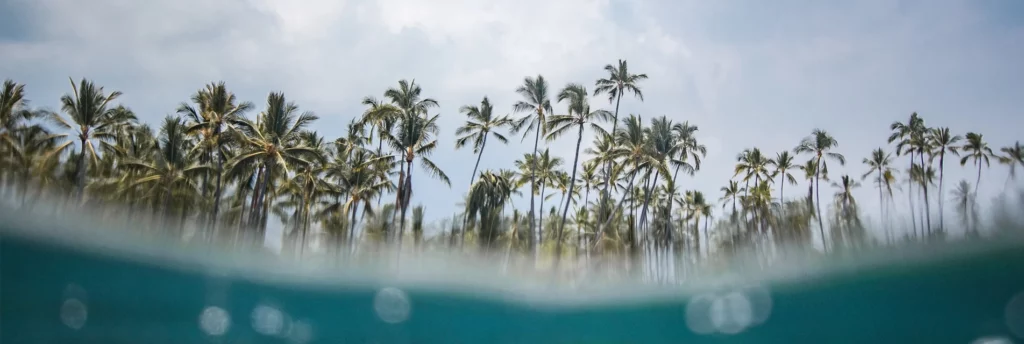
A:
[2,0,1023,243]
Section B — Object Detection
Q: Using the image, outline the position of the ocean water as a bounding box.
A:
[2,207,1024,343]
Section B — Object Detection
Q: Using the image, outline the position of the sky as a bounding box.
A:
[2,0,1023,244]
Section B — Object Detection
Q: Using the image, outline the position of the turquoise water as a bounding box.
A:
[2,211,1024,343]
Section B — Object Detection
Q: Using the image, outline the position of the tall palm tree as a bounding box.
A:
[862,148,895,238]
[593,61,647,242]
[768,151,798,202]
[177,82,254,231]
[735,148,772,196]
[927,127,961,233]
[0,80,34,196]
[48,78,124,201]
[547,83,613,266]
[794,129,845,252]
[465,170,516,248]
[889,112,926,237]
[455,96,513,185]
[511,75,553,255]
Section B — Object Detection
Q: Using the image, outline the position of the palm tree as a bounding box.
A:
[177,82,254,231]
[228,92,320,232]
[927,127,961,233]
[998,141,1023,183]
[768,151,798,202]
[862,148,895,239]
[48,78,124,201]
[455,96,513,185]
[358,96,401,156]
[735,148,772,196]
[0,80,34,196]
[594,61,647,243]
[831,175,861,249]
[909,163,937,236]
[794,129,845,252]
[889,112,926,237]
[960,132,994,194]
[950,180,976,235]
[720,180,740,219]
[386,110,450,245]
[547,83,613,266]
[122,117,210,226]
[511,75,553,255]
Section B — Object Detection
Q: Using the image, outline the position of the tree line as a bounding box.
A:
[1,60,1023,277]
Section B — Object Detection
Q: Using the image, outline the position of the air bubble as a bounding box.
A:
[374,287,411,324]
[709,291,753,334]
[60,298,88,330]
[199,306,231,336]
[252,304,287,336]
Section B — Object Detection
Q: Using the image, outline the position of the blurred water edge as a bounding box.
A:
[2,193,1024,343]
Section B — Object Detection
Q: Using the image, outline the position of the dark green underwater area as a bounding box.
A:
[3,212,1024,344]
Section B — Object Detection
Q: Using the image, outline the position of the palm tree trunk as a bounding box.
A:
[907,154,917,239]
[469,137,487,186]
[538,181,548,245]
[814,157,827,253]
[919,153,931,235]
[554,125,585,269]
[398,160,414,250]
[76,135,88,203]
[599,169,638,234]
[349,201,360,254]
[878,171,886,244]
[392,159,407,241]
[703,216,709,258]
[938,152,946,233]
[211,146,226,236]
[528,115,542,259]
[596,93,623,248]
[637,170,660,232]
[974,162,982,235]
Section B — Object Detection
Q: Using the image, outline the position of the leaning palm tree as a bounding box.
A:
[455,96,513,185]
[862,148,895,238]
[927,127,961,233]
[511,75,553,255]
[888,112,926,238]
[594,61,647,240]
[177,82,254,231]
[794,129,845,252]
[768,151,798,202]
[547,83,613,266]
[48,78,125,202]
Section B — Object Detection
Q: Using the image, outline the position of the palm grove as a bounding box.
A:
[2,60,1023,274]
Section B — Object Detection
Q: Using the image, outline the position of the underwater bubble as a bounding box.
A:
[60,298,88,330]
[199,306,231,336]
[374,287,411,324]
[971,336,1013,344]
[1006,292,1024,339]
[287,319,313,344]
[685,294,717,335]
[709,291,753,335]
[251,304,287,336]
